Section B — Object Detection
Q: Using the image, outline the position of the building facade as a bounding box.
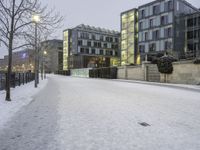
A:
[40,39,63,73]
[63,24,120,70]
[121,8,140,65]
[138,0,198,61]
[0,49,35,72]
[185,12,200,58]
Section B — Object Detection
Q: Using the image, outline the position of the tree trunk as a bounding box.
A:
[6,34,14,101]
[5,0,15,101]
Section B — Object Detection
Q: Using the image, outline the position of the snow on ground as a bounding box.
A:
[0,77,48,129]
[114,79,200,91]
[0,75,200,150]
[54,75,200,150]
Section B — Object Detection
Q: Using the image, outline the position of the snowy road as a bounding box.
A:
[0,75,200,150]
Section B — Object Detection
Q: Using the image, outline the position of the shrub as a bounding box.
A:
[194,58,200,64]
[157,55,175,74]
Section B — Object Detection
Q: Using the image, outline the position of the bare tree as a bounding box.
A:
[0,0,63,101]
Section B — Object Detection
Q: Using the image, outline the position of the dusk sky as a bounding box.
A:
[0,0,199,58]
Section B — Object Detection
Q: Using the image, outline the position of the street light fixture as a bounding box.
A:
[41,50,47,80]
[32,14,40,88]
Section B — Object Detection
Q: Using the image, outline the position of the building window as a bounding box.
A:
[164,27,172,38]
[92,49,96,54]
[150,19,153,28]
[187,31,193,39]
[80,48,84,53]
[100,35,104,41]
[168,1,173,10]
[106,50,110,55]
[165,41,172,50]
[156,30,159,39]
[110,51,113,56]
[161,15,168,25]
[104,43,108,48]
[139,45,145,53]
[164,1,173,12]
[187,18,197,27]
[100,49,104,55]
[139,22,143,30]
[141,9,145,18]
[198,17,200,26]
[94,42,97,47]
[149,43,156,52]
[153,5,160,15]
[145,32,148,41]
[110,37,113,42]
[106,37,111,42]
[78,40,82,46]
[92,34,96,40]
[80,32,89,39]
[115,38,118,43]
[87,41,91,47]
[153,30,160,40]
[85,48,89,54]
[98,42,101,48]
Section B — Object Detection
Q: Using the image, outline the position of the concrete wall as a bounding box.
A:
[117,66,144,80]
[118,61,200,85]
[70,61,200,85]
[117,62,160,82]
[144,63,160,82]
[160,61,200,85]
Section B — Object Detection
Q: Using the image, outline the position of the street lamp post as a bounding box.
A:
[32,14,40,88]
[43,50,47,79]
[41,50,47,80]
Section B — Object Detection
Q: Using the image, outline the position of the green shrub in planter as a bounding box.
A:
[157,55,174,74]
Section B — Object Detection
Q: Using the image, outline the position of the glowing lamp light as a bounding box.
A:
[44,50,47,55]
[32,14,40,23]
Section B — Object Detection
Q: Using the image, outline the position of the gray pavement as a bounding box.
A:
[0,75,200,150]
[0,78,60,150]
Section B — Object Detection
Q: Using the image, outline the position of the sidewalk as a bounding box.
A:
[113,79,200,92]
[0,78,48,130]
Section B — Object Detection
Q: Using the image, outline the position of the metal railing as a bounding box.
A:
[0,72,35,91]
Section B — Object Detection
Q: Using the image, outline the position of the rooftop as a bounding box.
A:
[75,24,120,35]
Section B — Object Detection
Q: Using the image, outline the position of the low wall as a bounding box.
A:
[70,61,200,85]
[117,63,160,82]
[161,61,200,85]
[70,68,91,78]
[117,61,200,85]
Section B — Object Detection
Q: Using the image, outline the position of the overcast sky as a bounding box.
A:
[0,0,199,58]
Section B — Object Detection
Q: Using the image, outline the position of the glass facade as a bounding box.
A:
[121,9,139,65]
[63,30,69,70]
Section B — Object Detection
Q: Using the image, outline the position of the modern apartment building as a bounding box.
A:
[121,8,140,65]
[0,49,35,72]
[63,24,120,70]
[185,12,200,58]
[138,0,198,60]
[40,39,63,73]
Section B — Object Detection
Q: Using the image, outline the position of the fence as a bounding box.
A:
[89,67,118,79]
[0,72,35,91]
[55,70,70,76]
